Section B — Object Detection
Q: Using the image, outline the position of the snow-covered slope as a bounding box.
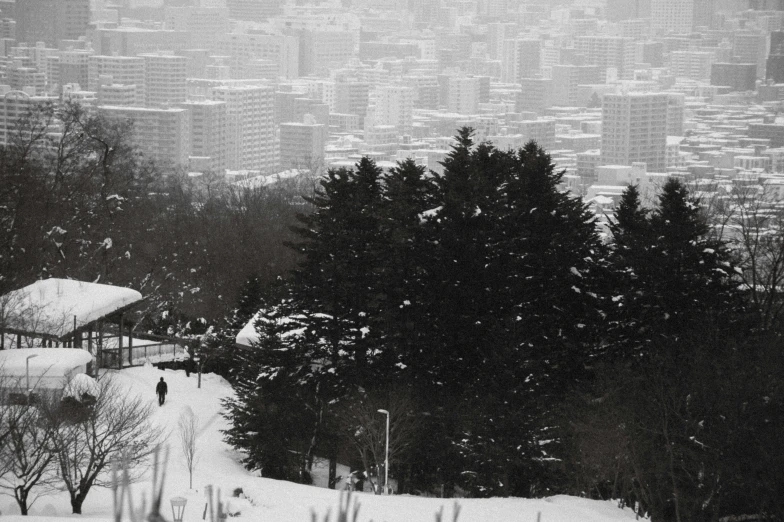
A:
[0,365,643,522]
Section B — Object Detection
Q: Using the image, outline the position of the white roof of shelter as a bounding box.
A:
[2,278,143,338]
[236,312,262,348]
[0,348,93,376]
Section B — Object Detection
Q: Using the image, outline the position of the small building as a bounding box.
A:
[0,278,185,369]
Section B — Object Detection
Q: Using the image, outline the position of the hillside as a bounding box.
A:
[0,366,642,522]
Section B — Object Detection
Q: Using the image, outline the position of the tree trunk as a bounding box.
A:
[305,394,324,473]
[71,492,85,514]
[328,456,337,489]
[15,487,28,515]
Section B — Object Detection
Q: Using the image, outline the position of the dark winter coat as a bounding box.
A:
[156,381,168,396]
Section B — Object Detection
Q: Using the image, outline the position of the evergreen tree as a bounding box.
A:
[608,178,745,355]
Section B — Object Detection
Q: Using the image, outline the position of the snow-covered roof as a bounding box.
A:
[1,278,143,338]
[235,312,261,348]
[0,348,93,377]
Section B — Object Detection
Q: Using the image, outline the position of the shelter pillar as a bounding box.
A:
[118,313,124,370]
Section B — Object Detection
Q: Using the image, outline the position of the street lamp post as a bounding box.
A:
[377,409,390,495]
[26,354,38,397]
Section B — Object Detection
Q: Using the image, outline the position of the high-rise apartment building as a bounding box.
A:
[446,76,480,114]
[279,120,326,171]
[210,84,276,173]
[164,6,230,50]
[88,56,145,105]
[58,50,92,92]
[0,90,58,146]
[216,33,299,79]
[97,82,139,107]
[601,92,668,171]
[14,0,89,46]
[733,31,768,79]
[666,93,685,137]
[180,99,228,173]
[298,30,356,77]
[501,38,541,83]
[605,0,650,21]
[711,63,757,91]
[335,80,370,124]
[517,78,551,114]
[367,85,414,134]
[651,0,694,35]
[550,65,603,107]
[226,0,282,23]
[669,51,715,80]
[487,23,518,60]
[141,53,188,107]
[574,36,636,80]
[768,31,784,83]
[99,106,190,166]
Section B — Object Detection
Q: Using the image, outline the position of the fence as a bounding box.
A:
[100,338,186,368]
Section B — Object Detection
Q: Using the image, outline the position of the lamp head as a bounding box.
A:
[377,409,389,414]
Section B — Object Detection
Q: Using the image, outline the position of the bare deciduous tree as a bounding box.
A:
[45,375,165,514]
[713,184,784,330]
[0,388,59,515]
[339,389,419,494]
[178,406,199,489]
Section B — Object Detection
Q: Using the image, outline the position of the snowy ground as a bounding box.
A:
[0,366,643,522]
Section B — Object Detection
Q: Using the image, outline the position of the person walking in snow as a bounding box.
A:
[156,377,168,406]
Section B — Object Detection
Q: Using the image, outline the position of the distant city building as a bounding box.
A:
[575,36,636,80]
[367,84,414,135]
[180,99,228,173]
[517,78,551,114]
[226,0,282,23]
[216,33,299,79]
[669,51,715,81]
[14,0,89,46]
[768,31,784,83]
[89,56,145,106]
[141,54,188,107]
[711,63,757,91]
[0,90,58,146]
[280,120,326,170]
[211,84,276,173]
[651,0,694,35]
[732,31,769,79]
[99,106,191,166]
[605,0,650,21]
[550,65,603,107]
[446,76,480,114]
[601,92,668,171]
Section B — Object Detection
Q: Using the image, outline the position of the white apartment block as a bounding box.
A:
[88,55,145,105]
[210,84,276,173]
[279,121,326,171]
[651,0,694,35]
[601,92,668,172]
[574,36,636,80]
[216,33,299,79]
[447,76,480,115]
[99,105,190,166]
[140,53,187,107]
[0,90,59,146]
[97,82,139,107]
[180,99,228,174]
[367,84,414,135]
[764,148,784,173]
[669,51,715,81]
[515,119,556,150]
[666,93,685,136]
